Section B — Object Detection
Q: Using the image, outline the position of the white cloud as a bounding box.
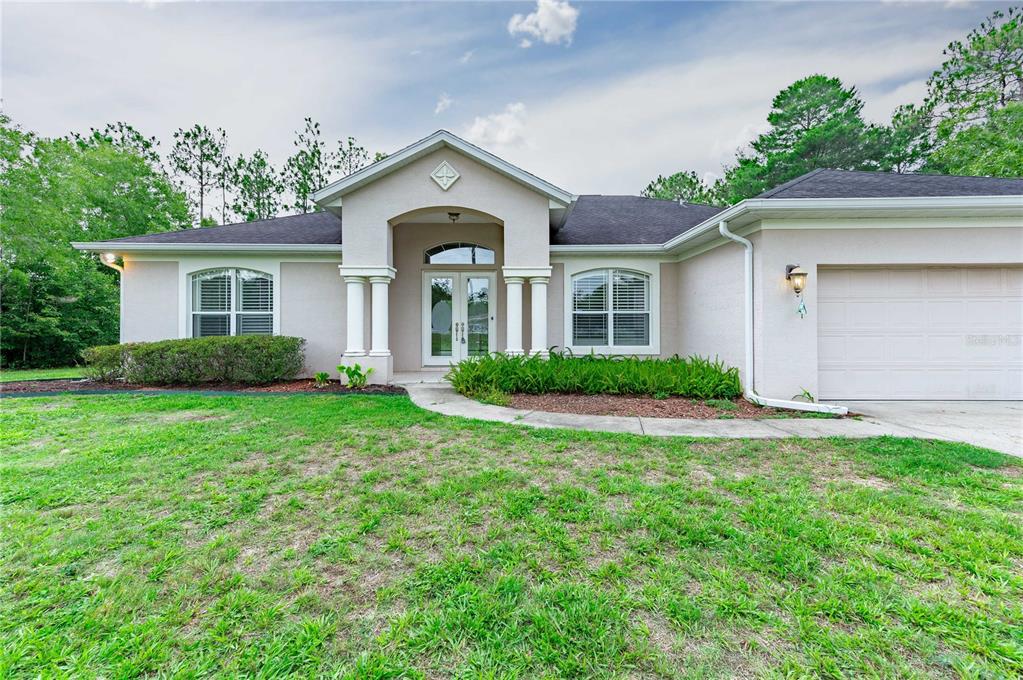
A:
[482,23,963,193]
[508,0,579,47]
[459,50,474,64]
[463,102,528,149]
[434,93,453,115]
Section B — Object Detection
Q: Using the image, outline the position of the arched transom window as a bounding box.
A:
[572,269,649,347]
[424,242,495,265]
[191,268,273,337]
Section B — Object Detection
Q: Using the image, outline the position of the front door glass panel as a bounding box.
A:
[430,276,454,358]
[466,276,490,357]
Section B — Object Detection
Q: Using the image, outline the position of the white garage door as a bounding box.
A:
[818,267,1023,400]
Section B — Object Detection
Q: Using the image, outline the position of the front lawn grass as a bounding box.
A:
[0,366,83,382]
[1,393,1020,678]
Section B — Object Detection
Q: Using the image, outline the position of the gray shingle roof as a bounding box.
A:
[93,170,1021,249]
[101,211,342,244]
[553,195,723,245]
[759,169,1023,199]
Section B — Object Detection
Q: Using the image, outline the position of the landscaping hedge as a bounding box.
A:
[447,350,742,400]
[82,336,305,385]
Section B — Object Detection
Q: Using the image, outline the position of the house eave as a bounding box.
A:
[72,242,343,255]
[663,194,1023,254]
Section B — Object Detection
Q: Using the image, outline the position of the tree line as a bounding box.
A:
[643,7,1022,205]
[1,116,382,368]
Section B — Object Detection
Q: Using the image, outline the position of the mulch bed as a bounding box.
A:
[0,378,406,396]
[508,393,787,419]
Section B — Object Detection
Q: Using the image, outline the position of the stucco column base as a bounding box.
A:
[339,354,391,385]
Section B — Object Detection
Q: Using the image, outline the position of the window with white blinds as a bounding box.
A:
[571,268,649,348]
[191,268,273,337]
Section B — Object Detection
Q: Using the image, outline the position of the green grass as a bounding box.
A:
[0,366,84,382]
[2,393,1021,678]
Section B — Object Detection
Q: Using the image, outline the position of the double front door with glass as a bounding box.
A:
[423,271,496,365]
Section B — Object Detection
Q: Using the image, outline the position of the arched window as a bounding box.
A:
[190,268,273,337]
[571,269,649,347]
[424,242,495,265]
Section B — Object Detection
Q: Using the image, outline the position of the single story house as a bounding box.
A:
[75,130,1023,403]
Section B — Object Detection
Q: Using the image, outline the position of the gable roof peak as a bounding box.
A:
[312,129,574,207]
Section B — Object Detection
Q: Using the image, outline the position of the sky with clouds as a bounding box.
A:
[1,1,1000,195]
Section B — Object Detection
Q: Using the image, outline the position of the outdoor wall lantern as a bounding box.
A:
[785,265,808,295]
[786,264,808,318]
[100,252,123,272]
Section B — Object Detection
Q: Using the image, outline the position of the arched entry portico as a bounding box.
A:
[338,204,552,383]
[324,137,566,384]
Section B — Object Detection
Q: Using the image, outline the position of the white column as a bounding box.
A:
[344,275,366,356]
[369,276,391,357]
[505,276,524,356]
[529,276,549,356]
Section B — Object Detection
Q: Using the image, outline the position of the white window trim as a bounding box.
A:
[562,257,661,356]
[178,257,282,338]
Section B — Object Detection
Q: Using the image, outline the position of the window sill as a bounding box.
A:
[565,345,660,357]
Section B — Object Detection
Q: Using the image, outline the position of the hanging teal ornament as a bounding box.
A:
[796,294,807,319]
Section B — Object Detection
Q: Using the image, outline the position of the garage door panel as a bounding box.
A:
[818,266,1022,400]
[966,268,1002,292]
[848,301,886,326]
[889,336,925,361]
[926,268,963,293]
[889,268,924,294]
[888,301,926,326]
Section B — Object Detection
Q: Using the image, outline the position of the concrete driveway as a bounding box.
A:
[835,401,1023,457]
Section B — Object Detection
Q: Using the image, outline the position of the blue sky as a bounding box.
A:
[1,1,1000,194]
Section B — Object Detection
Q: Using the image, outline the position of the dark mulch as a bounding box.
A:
[508,393,788,419]
[0,378,405,396]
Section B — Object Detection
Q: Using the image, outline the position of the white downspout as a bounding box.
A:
[717,221,847,416]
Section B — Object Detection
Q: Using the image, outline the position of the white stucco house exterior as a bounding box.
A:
[74,130,1023,402]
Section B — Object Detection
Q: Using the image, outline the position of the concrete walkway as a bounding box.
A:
[403,384,1022,456]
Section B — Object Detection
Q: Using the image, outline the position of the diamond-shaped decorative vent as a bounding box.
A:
[430,161,460,191]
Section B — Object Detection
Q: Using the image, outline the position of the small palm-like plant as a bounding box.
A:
[313,371,330,389]
[338,363,374,389]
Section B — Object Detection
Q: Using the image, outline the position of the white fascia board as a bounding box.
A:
[663,194,1023,254]
[72,242,343,255]
[311,130,575,206]
[548,244,666,255]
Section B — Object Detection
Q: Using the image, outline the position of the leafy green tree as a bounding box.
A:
[170,124,226,225]
[720,75,883,202]
[926,102,1023,176]
[72,122,161,169]
[284,118,334,213]
[879,103,935,173]
[928,7,1022,141]
[335,136,371,177]
[230,150,283,221]
[1,115,189,367]
[641,170,721,205]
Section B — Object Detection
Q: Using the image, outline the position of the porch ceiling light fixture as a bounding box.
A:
[448,212,461,223]
[785,265,808,295]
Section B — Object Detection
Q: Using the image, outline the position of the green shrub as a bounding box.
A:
[83,336,305,385]
[447,350,742,400]
[339,363,373,389]
[313,371,330,388]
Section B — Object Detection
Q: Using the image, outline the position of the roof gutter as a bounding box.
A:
[72,242,343,254]
[664,194,1023,255]
[717,220,847,416]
